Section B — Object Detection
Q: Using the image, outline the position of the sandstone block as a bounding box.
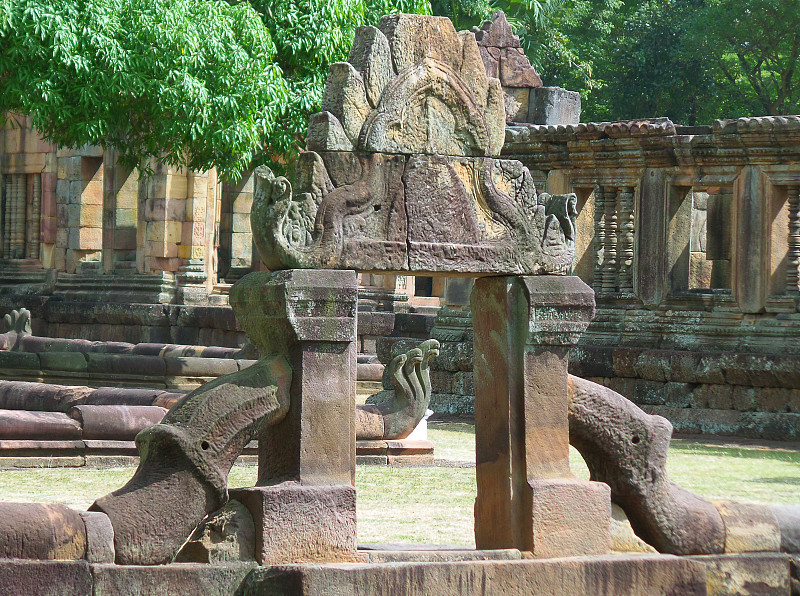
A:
[713,501,781,553]
[0,560,91,596]
[306,112,353,152]
[500,47,542,88]
[688,553,790,596]
[379,14,462,75]
[175,499,256,563]
[474,11,521,48]
[230,483,360,565]
[239,555,707,595]
[529,86,581,125]
[90,562,256,596]
[528,477,611,557]
[0,503,87,560]
[78,511,115,563]
[347,25,394,108]
[321,62,371,144]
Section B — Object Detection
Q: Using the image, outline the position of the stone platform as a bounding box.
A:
[0,438,433,468]
[0,551,791,595]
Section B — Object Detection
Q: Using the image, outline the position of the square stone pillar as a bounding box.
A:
[472,275,610,557]
[229,269,359,564]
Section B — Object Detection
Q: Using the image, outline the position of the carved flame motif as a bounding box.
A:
[251,13,578,276]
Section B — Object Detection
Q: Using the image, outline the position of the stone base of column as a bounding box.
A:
[231,483,362,566]
[527,477,611,557]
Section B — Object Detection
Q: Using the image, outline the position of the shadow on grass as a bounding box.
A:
[753,477,800,485]
[428,421,475,435]
[669,442,800,463]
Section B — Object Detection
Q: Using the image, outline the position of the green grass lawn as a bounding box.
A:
[0,421,798,546]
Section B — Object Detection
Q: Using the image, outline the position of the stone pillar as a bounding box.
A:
[733,166,769,313]
[592,185,606,294]
[176,171,211,304]
[357,274,410,312]
[786,185,800,295]
[472,275,610,557]
[229,269,360,565]
[602,186,618,295]
[24,174,41,260]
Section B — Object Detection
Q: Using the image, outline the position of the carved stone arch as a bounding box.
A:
[358,58,491,157]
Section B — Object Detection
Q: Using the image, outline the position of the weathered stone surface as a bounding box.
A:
[238,555,707,595]
[358,339,439,439]
[307,112,354,152]
[611,503,659,553]
[175,499,256,563]
[0,560,91,596]
[529,86,581,125]
[90,353,291,564]
[90,562,256,596]
[473,11,521,48]
[78,511,115,564]
[0,503,87,560]
[713,501,781,553]
[347,25,394,109]
[359,57,497,156]
[231,483,361,565]
[231,270,357,488]
[771,505,800,554]
[568,375,726,555]
[473,276,608,553]
[404,156,576,275]
[688,553,790,596]
[321,62,372,144]
[0,408,82,439]
[500,47,542,88]
[68,405,167,440]
[379,14,462,75]
[250,154,407,272]
[528,477,612,557]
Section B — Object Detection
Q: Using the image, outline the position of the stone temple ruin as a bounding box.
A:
[0,11,799,596]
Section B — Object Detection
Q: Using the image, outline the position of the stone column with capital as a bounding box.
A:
[228,268,360,565]
[472,275,610,557]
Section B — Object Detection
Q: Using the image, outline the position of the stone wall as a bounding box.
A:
[424,116,800,440]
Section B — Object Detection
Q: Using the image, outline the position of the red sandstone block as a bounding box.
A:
[41,190,56,217]
[40,218,57,243]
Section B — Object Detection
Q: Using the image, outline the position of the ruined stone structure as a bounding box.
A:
[0,11,798,596]
[425,115,800,442]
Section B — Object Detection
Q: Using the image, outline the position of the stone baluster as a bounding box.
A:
[602,186,618,294]
[618,185,635,294]
[26,174,41,260]
[10,174,26,259]
[592,185,605,293]
[787,185,800,295]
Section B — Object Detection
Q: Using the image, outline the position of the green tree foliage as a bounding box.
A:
[0,0,430,179]
[251,0,431,174]
[0,0,289,179]
[495,0,800,123]
[691,0,800,116]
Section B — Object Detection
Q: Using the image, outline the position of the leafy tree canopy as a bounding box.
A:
[0,0,290,179]
[2,0,797,181]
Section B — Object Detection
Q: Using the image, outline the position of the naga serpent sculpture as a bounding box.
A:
[90,340,439,564]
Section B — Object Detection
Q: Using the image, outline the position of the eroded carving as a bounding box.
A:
[358,339,439,440]
[251,13,576,275]
[90,355,291,564]
[567,374,726,555]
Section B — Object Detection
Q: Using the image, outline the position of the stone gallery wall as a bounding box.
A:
[427,116,800,440]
